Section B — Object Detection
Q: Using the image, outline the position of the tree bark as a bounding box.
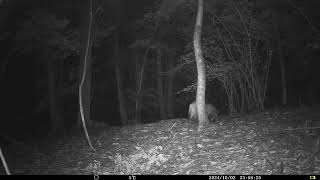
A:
[166,54,174,118]
[157,48,166,119]
[57,59,65,132]
[114,31,128,125]
[79,36,93,127]
[193,0,208,130]
[278,45,287,106]
[135,55,142,124]
[78,0,95,152]
[78,0,93,127]
[273,13,287,106]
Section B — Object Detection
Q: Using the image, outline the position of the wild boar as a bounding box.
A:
[188,101,218,123]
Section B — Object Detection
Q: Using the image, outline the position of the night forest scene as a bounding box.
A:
[1,0,320,175]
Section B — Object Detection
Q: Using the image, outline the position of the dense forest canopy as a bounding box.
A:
[0,0,319,137]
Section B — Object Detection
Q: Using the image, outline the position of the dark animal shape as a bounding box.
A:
[188,101,218,122]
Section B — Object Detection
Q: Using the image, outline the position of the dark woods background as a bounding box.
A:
[0,0,320,140]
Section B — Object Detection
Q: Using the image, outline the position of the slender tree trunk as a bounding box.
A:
[134,12,160,124]
[78,0,93,127]
[57,59,65,132]
[135,56,142,124]
[78,0,95,152]
[240,79,245,113]
[166,55,174,118]
[272,13,287,107]
[194,0,208,130]
[79,41,93,127]
[114,31,128,125]
[0,147,10,175]
[157,48,166,119]
[278,45,287,106]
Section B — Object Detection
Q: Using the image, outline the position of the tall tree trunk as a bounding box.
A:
[273,13,287,107]
[57,59,65,132]
[114,31,128,125]
[157,48,166,119]
[166,55,174,118]
[78,0,95,152]
[134,12,160,124]
[194,0,208,130]
[278,45,287,106]
[79,40,93,127]
[135,55,142,124]
[78,0,93,127]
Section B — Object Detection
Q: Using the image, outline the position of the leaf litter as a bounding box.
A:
[2,107,320,174]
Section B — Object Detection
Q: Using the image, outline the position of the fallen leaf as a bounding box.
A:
[197,144,204,148]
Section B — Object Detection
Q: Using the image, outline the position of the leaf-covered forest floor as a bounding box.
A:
[1,106,320,175]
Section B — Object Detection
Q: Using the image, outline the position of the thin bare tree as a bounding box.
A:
[79,0,95,152]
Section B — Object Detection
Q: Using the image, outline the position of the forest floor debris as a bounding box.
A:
[1,106,320,174]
